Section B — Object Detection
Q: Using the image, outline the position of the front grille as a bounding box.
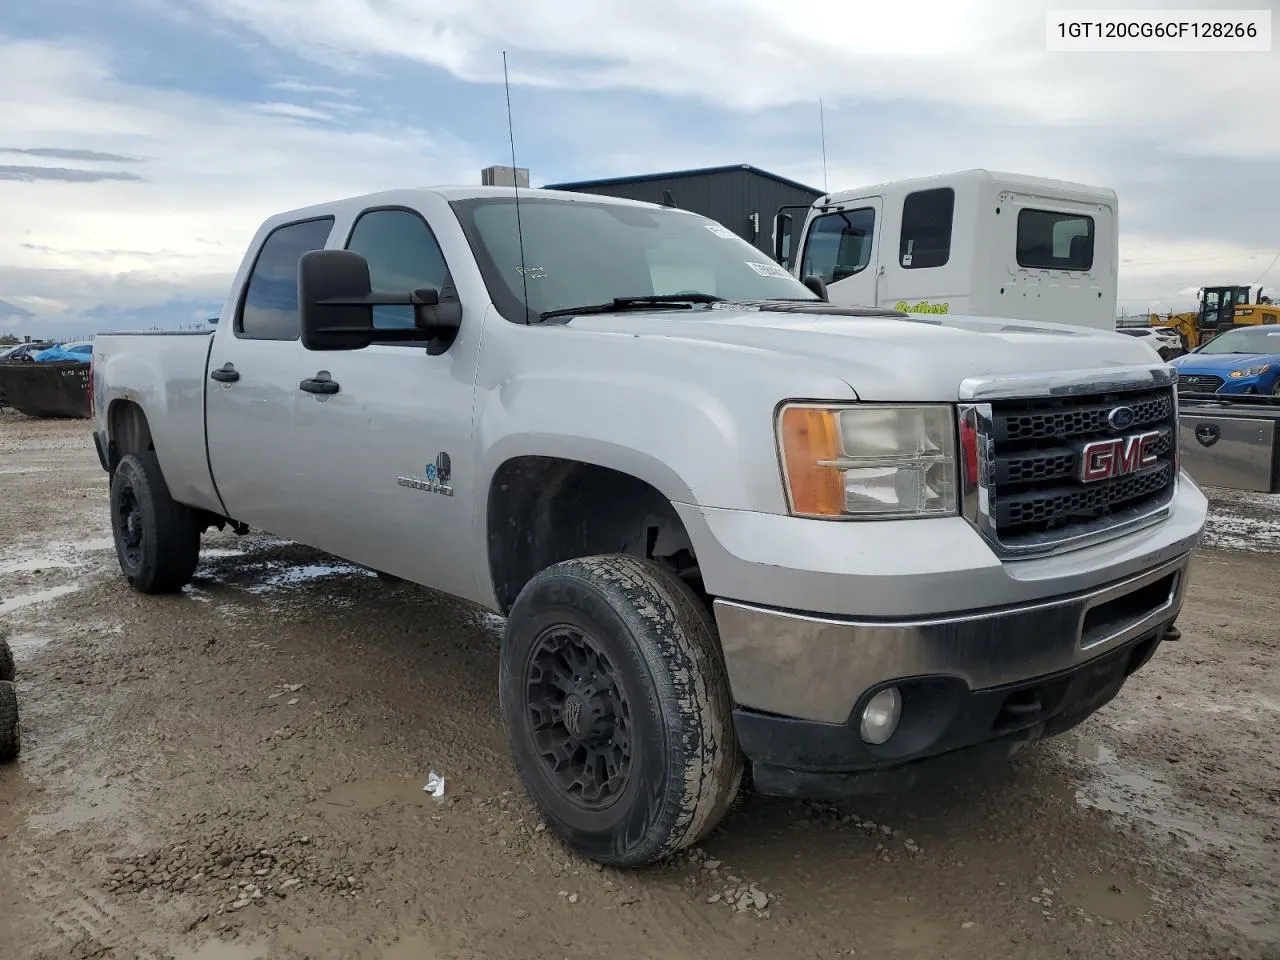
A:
[979,386,1178,550]
[1175,374,1223,394]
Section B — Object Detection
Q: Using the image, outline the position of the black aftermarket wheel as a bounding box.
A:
[499,555,742,868]
[110,451,201,594]
[0,681,20,764]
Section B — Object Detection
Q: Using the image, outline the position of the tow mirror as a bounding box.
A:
[298,249,462,354]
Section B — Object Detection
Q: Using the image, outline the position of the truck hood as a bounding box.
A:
[565,305,1162,402]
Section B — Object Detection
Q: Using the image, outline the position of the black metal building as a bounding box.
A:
[542,164,822,257]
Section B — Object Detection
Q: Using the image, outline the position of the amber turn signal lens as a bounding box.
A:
[778,406,844,516]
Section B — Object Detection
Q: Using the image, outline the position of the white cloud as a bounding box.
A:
[253,101,336,121]
[4,1,1279,335]
[268,78,356,97]
[0,36,484,330]
[181,0,1280,157]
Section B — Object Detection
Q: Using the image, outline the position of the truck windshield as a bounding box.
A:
[1197,327,1280,355]
[450,196,819,323]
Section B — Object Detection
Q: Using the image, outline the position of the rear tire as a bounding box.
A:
[0,681,20,764]
[499,555,742,869]
[109,452,201,594]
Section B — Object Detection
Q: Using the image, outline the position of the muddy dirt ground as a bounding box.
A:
[1,411,1277,960]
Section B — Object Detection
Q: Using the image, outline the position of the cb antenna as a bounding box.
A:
[818,97,828,193]
[503,50,531,324]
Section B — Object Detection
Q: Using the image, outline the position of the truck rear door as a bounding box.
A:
[1000,193,1115,330]
[204,215,336,543]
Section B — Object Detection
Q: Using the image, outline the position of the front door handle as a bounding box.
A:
[210,363,239,383]
[299,374,339,395]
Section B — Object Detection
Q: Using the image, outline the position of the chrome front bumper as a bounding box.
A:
[713,550,1191,725]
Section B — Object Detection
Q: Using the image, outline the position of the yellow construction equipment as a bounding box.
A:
[1149,284,1274,350]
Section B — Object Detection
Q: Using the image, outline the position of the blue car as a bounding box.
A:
[1170,325,1280,399]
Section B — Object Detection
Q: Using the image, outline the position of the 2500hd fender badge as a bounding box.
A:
[398,452,453,496]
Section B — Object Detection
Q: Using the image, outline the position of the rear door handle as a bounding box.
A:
[210,363,239,383]
[299,374,339,395]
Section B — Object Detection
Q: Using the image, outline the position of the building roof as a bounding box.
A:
[542,163,821,196]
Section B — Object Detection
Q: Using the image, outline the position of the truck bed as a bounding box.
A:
[92,330,223,514]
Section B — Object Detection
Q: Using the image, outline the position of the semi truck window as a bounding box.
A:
[800,207,875,284]
[898,188,953,269]
[1015,209,1095,271]
[238,217,334,340]
[345,208,451,330]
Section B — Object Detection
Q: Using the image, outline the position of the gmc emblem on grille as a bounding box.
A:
[1079,430,1161,483]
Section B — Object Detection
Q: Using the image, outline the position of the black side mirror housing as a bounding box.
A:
[803,275,829,302]
[297,249,463,354]
[774,212,793,264]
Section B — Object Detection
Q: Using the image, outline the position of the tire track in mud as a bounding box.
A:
[16,843,174,960]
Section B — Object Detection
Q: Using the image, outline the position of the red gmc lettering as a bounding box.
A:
[1080,431,1161,483]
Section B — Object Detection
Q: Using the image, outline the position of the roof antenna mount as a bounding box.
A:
[503,51,531,324]
[660,189,677,208]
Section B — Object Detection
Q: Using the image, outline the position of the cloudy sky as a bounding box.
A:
[2,0,1277,339]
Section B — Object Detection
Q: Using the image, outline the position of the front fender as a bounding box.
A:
[472,323,858,515]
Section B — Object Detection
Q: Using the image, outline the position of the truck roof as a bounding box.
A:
[816,168,1117,208]
[258,185,680,232]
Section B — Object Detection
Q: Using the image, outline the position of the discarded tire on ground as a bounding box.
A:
[0,635,14,684]
[0,681,20,764]
[498,554,742,869]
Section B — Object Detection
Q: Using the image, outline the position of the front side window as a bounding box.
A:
[239,217,335,340]
[450,197,819,323]
[345,208,451,329]
[800,207,876,284]
[1016,209,1095,271]
[899,188,954,269]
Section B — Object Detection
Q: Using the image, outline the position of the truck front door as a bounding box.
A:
[290,200,484,603]
[795,198,883,307]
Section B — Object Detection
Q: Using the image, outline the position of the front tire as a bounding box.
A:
[109,452,201,594]
[499,555,742,868]
[0,681,20,764]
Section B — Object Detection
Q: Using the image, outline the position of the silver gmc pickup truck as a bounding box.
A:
[90,185,1209,868]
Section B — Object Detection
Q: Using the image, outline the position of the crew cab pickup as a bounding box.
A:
[90,185,1209,868]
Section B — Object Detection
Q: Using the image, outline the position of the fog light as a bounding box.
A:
[860,687,902,745]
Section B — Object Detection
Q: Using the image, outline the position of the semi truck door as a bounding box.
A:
[796,198,883,308]
[204,215,336,543]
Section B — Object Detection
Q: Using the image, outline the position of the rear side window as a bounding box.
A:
[238,217,335,340]
[1016,209,1094,271]
[800,207,876,284]
[899,188,953,269]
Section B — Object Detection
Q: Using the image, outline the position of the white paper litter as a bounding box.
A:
[423,771,445,797]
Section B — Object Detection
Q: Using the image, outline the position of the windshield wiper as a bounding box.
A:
[538,293,724,322]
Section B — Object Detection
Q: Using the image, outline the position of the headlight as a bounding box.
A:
[776,403,958,519]
[1229,364,1271,378]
